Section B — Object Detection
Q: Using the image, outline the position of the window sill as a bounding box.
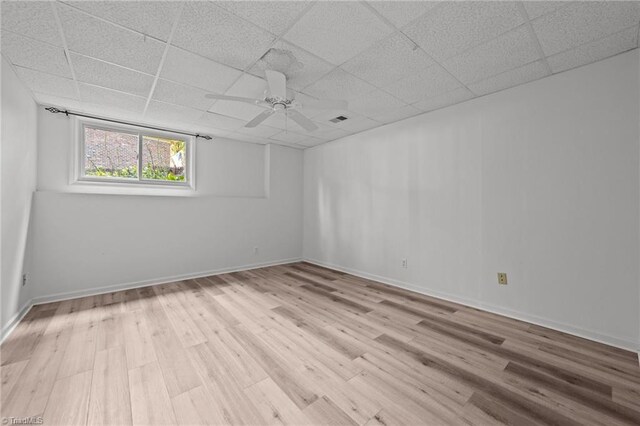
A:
[67,179,196,197]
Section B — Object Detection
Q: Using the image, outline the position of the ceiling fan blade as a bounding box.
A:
[205,94,263,104]
[265,70,287,99]
[245,109,275,128]
[303,99,348,110]
[288,109,319,132]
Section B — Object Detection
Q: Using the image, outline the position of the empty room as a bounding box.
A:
[1,0,639,424]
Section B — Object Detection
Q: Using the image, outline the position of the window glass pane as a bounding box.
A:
[141,136,187,182]
[84,127,138,179]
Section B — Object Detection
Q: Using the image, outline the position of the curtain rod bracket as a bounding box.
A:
[44,106,213,141]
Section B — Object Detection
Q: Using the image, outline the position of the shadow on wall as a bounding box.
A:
[1,192,36,341]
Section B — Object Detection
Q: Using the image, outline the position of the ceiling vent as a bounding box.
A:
[329,115,348,123]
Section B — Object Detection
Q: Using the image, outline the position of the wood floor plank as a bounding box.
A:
[243,377,312,426]
[171,386,227,426]
[129,362,177,426]
[186,341,265,425]
[122,310,157,370]
[0,360,29,406]
[56,296,99,380]
[303,395,358,426]
[42,370,92,426]
[141,293,202,397]
[0,308,56,366]
[88,346,132,426]
[1,262,638,426]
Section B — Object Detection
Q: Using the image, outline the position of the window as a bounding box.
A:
[76,120,194,188]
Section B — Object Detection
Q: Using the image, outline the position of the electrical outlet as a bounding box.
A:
[401,259,408,269]
[22,274,27,287]
[253,247,259,256]
[497,272,508,285]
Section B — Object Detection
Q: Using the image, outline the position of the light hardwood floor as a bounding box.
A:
[1,262,639,425]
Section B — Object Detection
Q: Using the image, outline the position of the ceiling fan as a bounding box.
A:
[205,70,347,132]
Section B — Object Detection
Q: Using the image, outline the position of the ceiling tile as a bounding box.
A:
[443,25,540,84]
[349,89,406,117]
[152,79,215,111]
[172,2,275,70]
[1,1,62,46]
[303,122,351,140]
[79,83,146,113]
[547,26,639,74]
[209,101,266,122]
[57,3,165,75]
[304,68,377,101]
[226,132,269,145]
[71,53,154,98]
[236,124,282,139]
[268,130,309,144]
[383,64,461,103]
[403,1,524,60]
[328,115,381,133]
[160,47,242,94]
[298,136,330,147]
[145,101,204,124]
[367,1,440,28]
[342,32,434,88]
[412,87,475,112]
[532,1,640,56]
[15,66,78,99]
[62,1,181,41]
[1,30,71,78]
[467,60,549,96]
[33,92,83,109]
[215,1,311,36]
[522,1,567,20]
[370,104,421,124]
[283,1,393,65]
[224,73,268,99]
[197,112,246,132]
[248,40,334,91]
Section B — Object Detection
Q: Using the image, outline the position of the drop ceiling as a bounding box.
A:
[2,1,639,149]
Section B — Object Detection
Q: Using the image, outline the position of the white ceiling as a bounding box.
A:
[2,1,639,149]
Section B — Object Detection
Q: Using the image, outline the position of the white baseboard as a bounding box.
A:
[304,258,640,353]
[1,257,301,344]
[1,299,34,344]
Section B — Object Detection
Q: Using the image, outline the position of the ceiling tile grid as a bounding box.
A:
[412,87,475,113]
[546,25,639,73]
[442,24,542,85]
[283,1,394,65]
[531,1,640,56]
[341,32,435,89]
[15,66,79,100]
[402,1,525,61]
[467,60,550,96]
[248,40,334,91]
[152,79,215,112]
[61,0,182,42]
[1,30,72,78]
[2,1,639,149]
[1,1,63,46]
[171,1,276,71]
[56,3,166,75]
[71,53,155,98]
[160,46,243,94]
[383,64,462,104]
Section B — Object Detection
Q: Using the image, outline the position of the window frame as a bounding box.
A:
[73,117,195,190]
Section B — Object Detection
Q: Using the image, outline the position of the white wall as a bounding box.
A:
[29,111,303,302]
[1,57,38,336]
[304,50,640,351]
